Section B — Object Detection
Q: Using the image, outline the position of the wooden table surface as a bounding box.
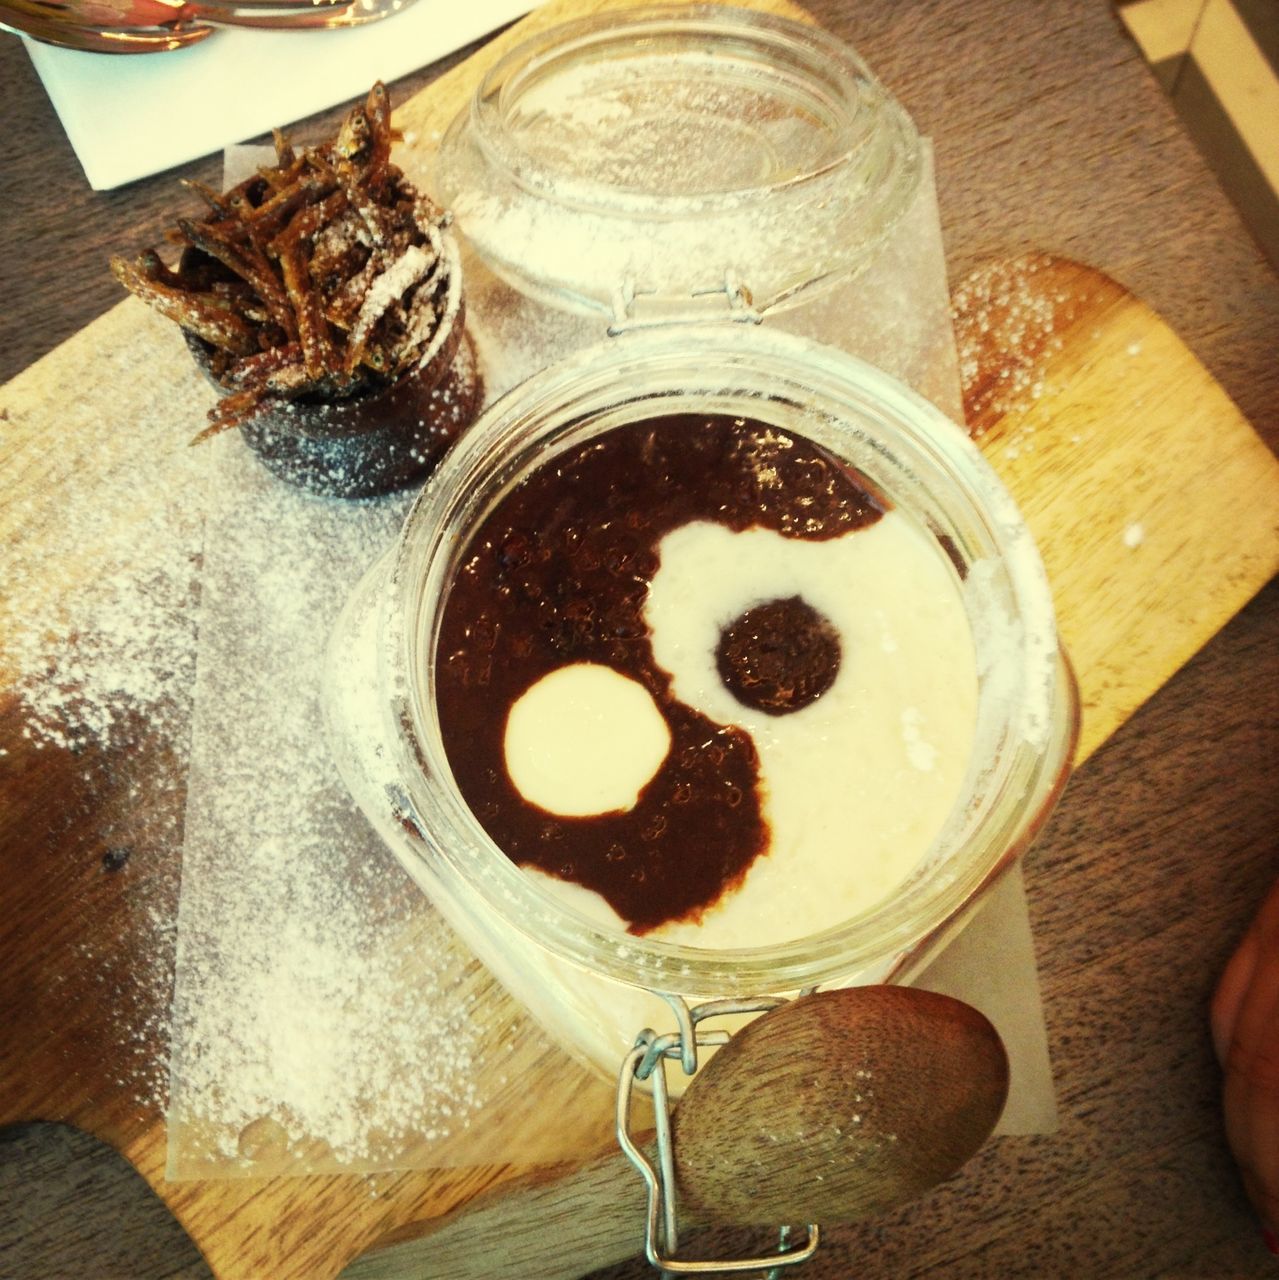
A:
[3,2,1279,1278]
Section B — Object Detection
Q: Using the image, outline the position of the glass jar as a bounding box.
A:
[432,5,933,397]
[324,325,1079,1081]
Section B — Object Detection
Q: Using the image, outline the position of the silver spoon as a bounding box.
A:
[1,0,414,52]
[0,0,213,49]
[195,0,416,29]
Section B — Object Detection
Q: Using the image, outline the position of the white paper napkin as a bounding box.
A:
[25,0,533,191]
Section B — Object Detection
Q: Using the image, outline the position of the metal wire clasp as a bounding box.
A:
[615,993,821,1276]
[606,273,763,335]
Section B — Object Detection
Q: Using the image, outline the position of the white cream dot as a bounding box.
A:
[504,663,670,817]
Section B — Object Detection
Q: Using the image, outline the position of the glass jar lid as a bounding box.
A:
[435,5,923,328]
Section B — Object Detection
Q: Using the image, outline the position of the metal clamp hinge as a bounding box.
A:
[616,993,821,1276]
[607,273,763,336]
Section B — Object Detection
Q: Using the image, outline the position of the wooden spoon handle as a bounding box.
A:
[340,1154,648,1280]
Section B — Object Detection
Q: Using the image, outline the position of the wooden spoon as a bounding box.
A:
[342,986,1008,1280]
[672,985,1009,1226]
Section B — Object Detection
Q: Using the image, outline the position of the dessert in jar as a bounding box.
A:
[324,326,1079,1081]
[111,83,482,499]
[435,413,978,951]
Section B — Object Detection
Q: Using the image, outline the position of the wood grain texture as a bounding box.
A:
[669,989,1009,1226]
[951,254,1279,764]
[0,1124,210,1280]
[2,0,1278,1277]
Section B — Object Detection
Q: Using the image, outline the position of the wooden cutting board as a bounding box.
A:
[2,7,1278,1280]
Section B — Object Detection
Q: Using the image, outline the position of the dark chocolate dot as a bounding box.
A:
[716,596,841,715]
[101,846,132,873]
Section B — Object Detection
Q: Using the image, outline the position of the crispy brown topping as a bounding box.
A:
[110,83,457,442]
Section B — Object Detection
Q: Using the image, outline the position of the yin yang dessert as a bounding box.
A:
[435,413,977,949]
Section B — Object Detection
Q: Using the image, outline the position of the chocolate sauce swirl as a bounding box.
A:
[435,413,885,933]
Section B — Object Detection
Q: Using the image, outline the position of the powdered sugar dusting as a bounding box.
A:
[0,314,204,758]
[164,417,617,1179]
[166,439,493,1176]
[443,140,965,423]
[0,301,553,1176]
[0,309,210,1126]
[952,255,1077,433]
[901,707,938,773]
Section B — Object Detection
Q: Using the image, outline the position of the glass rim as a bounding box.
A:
[466,5,902,215]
